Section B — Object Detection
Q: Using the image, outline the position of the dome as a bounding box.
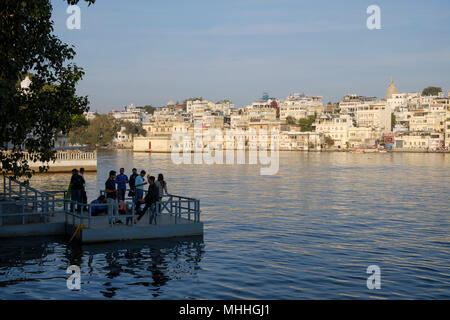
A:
[386,77,398,100]
[167,100,175,106]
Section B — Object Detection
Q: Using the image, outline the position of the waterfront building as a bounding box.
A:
[394,132,444,151]
[279,131,323,150]
[347,127,382,148]
[445,119,450,149]
[314,114,353,148]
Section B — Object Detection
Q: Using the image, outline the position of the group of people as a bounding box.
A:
[69,167,168,225]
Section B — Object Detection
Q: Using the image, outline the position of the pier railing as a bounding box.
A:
[157,194,201,224]
[0,175,57,223]
[19,151,97,162]
[1,176,200,228]
[99,189,201,225]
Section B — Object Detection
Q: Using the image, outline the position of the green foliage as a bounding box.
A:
[69,114,119,147]
[391,113,396,129]
[121,121,147,137]
[298,116,316,132]
[0,0,94,179]
[324,136,334,147]
[71,114,89,128]
[422,86,442,96]
[143,105,156,114]
[69,117,147,146]
[285,116,297,125]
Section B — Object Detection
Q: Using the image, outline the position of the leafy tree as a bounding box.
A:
[285,116,296,125]
[143,105,156,115]
[298,116,316,132]
[422,86,442,96]
[121,121,147,137]
[391,113,396,130]
[71,114,89,128]
[0,0,94,179]
[69,114,119,147]
[324,136,334,147]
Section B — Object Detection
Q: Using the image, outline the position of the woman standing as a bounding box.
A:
[155,173,168,201]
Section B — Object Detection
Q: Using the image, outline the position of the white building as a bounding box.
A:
[315,114,353,148]
[110,104,146,125]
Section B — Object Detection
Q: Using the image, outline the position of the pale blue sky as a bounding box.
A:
[51,0,450,112]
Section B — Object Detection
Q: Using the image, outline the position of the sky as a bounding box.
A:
[51,0,450,112]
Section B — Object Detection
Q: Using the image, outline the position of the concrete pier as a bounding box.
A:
[0,175,203,244]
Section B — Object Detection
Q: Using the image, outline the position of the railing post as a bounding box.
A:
[88,204,91,228]
[132,202,135,227]
[196,200,200,222]
[34,191,37,214]
[22,201,25,225]
[188,201,191,221]
[177,199,181,224]
[156,201,159,225]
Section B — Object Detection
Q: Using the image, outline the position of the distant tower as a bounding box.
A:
[386,76,398,100]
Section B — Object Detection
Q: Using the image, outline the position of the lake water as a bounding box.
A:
[1,150,449,299]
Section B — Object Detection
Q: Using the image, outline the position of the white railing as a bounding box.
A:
[1,151,97,162]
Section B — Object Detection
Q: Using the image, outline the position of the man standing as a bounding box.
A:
[70,169,85,213]
[115,167,129,201]
[79,167,87,212]
[128,168,138,198]
[135,176,159,224]
[134,170,147,212]
[105,170,122,224]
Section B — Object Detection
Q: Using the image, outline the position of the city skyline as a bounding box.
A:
[51,0,450,112]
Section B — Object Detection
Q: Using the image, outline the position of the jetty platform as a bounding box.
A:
[0,176,203,243]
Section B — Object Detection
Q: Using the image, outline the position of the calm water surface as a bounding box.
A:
[0,150,449,299]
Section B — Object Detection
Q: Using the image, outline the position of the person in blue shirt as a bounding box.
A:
[115,167,129,201]
[90,195,107,216]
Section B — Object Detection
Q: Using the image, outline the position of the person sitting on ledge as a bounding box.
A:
[134,176,159,225]
[90,195,107,216]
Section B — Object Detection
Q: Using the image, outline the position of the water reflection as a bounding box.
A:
[0,236,204,299]
[3,151,450,299]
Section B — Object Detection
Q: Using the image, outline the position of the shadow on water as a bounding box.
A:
[0,236,205,299]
